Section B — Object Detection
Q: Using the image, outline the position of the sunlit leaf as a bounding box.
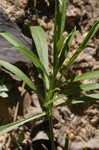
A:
[0,32,48,78]
[30,26,49,74]
[30,26,49,88]
[73,70,99,82]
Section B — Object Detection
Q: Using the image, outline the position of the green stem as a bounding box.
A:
[46,68,56,150]
[48,107,55,150]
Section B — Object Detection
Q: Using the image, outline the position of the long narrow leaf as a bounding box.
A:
[56,94,99,107]
[54,0,67,67]
[54,0,67,44]
[0,32,49,78]
[30,26,49,88]
[59,27,77,57]
[61,70,99,87]
[73,70,99,82]
[66,21,99,68]
[0,112,46,136]
[54,27,77,75]
[30,26,49,74]
[45,83,99,106]
[0,60,37,92]
[44,94,65,107]
[64,83,99,96]
[56,33,67,56]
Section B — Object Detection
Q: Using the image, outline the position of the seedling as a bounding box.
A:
[0,0,99,149]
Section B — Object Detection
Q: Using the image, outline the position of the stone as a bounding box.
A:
[0,9,32,64]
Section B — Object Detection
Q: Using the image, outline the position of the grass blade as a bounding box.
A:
[45,83,99,106]
[54,0,67,67]
[44,94,65,107]
[62,70,99,87]
[66,21,99,68]
[0,60,37,92]
[64,83,99,96]
[30,26,49,88]
[0,112,46,136]
[0,32,49,78]
[30,26,49,74]
[56,32,67,56]
[73,70,99,82]
[56,94,99,107]
[54,27,77,75]
[54,0,67,44]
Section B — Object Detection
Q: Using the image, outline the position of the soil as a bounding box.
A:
[0,0,99,150]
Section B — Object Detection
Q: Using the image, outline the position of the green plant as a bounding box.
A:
[0,0,99,149]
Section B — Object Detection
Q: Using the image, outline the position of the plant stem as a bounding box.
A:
[48,107,55,150]
[47,67,56,150]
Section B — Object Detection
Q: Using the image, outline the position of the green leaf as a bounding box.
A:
[45,83,99,106]
[0,60,37,92]
[54,0,67,67]
[44,94,65,107]
[0,112,46,136]
[56,94,99,107]
[59,27,77,58]
[30,26,49,89]
[73,70,99,82]
[56,33,67,56]
[30,26,49,74]
[62,70,99,87]
[54,0,67,45]
[64,83,99,96]
[66,21,99,68]
[0,32,48,78]
[54,27,77,75]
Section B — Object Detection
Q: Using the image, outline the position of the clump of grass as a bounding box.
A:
[0,0,99,149]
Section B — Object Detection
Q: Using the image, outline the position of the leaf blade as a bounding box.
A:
[66,21,99,68]
[0,112,46,136]
[30,26,49,74]
[44,94,65,107]
[30,26,49,88]
[73,70,99,82]
[64,83,99,96]
[54,0,67,67]
[56,94,99,107]
[0,60,37,92]
[54,27,77,75]
[0,32,49,78]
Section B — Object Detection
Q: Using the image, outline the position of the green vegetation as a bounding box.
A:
[0,0,99,149]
